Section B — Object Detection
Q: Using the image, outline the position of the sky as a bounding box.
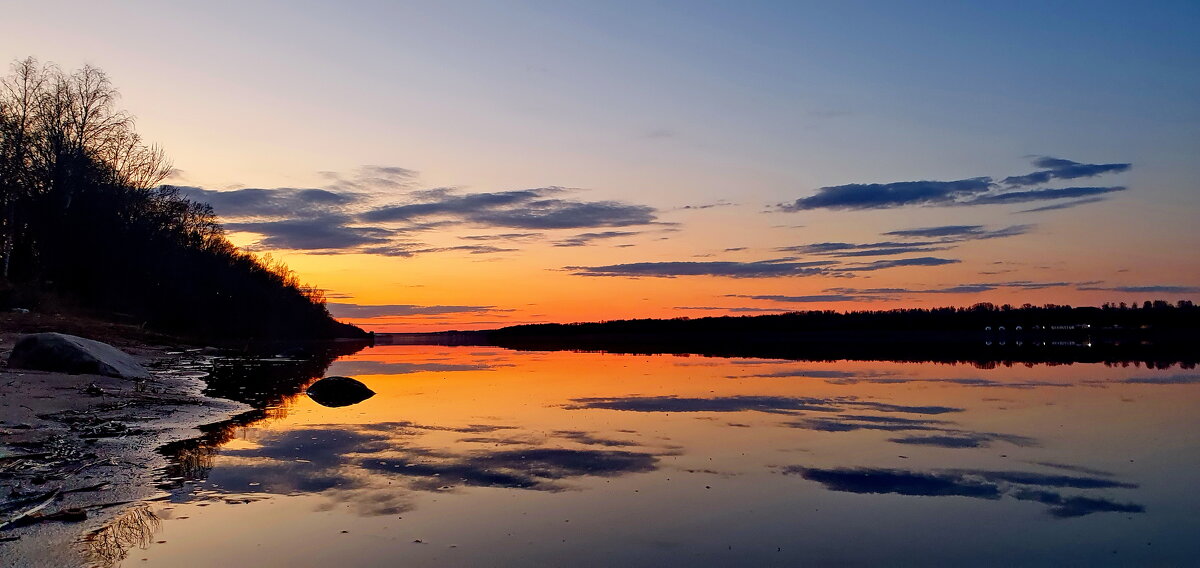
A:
[4,1,1199,331]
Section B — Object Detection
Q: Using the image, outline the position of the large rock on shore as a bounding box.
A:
[306,376,375,407]
[7,332,151,380]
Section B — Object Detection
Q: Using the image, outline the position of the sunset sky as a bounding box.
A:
[5,1,1198,331]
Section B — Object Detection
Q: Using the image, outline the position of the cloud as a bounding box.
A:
[780,178,994,211]
[673,306,796,313]
[784,466,1143,517]
[361,187,658,230]
[836,257,960,272]
[1001,157,1131,187]
[882,224,1032,241]
[181,167,661,256]
[822,280,1075,296]
[565,251,999,280]
[471,200,658,229]
[776,225,1032,260]
[776,241,953,257]
[726,294,888,303]
[408,245,517,255]
[360,188,553,222]
[177,186,367,218]
[326,303,498,318]
[1077,285,1200,293]
[459,232,544,241]
[1017,197,1107,213]
[565,260,837,278]
[780,157,1130,210]
[552,231,641,247]
[677,200,736,210]
[719,279,1084,308]
[225,215,394,250]
[319,165,419,192]
[727,280,1079,305]
[966,186,1126,205]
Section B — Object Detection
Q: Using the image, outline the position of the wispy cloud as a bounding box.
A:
[1017,197,1107,213]
[967,186,1126,205]
[837,257,960,272]
[552,231,641,247]
[882,224,1032,240]
[1077,285,1200,293]
[361,186,658,229]
[181,167,662,256]
[726,293,887,303]
[776,242,953,257]
[780,178,993,211]
[225,215,393,250]
[673,306,795,313]
[458,232,545,241]
[178,186,367,218]
[779,157,1130,211]
[564,260,837,278]
[728,281,1081,304]
[1001,157,1131,187]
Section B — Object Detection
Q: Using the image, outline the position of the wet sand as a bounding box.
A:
[0,331,249,567]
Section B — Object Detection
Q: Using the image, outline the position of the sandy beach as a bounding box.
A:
[0,316,250,567]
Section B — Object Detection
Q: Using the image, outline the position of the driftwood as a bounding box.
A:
[0,488,61,530]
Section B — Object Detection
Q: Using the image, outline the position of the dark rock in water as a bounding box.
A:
[306,376,375,407]
[7,332,151,380]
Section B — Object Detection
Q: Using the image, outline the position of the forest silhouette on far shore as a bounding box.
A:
[388,301,1200,368]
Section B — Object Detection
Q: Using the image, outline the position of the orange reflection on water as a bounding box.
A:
[125,345,1200,567]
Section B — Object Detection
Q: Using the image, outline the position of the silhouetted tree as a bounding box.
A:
[0,58,362,340]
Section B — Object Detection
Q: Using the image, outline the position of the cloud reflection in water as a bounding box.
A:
[784,466,1143,518]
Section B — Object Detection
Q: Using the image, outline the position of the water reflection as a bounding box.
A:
[564,395,961,414]
[200,422,664,497]
[106,346,1200,566]
[784,466,1144,518]
[82,504,161,566]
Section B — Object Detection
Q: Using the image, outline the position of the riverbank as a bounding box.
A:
[0,316,251,567]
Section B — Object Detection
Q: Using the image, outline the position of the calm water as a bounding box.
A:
[98,345,1199,566]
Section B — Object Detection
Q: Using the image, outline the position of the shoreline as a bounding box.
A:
[0,333,251,567]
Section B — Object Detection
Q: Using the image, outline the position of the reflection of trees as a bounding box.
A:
[159,341,366,484]
[491,335,1197,369]
[81,504,160,566]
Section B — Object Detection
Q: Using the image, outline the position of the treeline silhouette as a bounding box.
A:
[0,58,362,340]
[483,301,1200,368]
[493,301,1200,336]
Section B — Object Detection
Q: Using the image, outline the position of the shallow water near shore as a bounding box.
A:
[105,345,1199,566]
